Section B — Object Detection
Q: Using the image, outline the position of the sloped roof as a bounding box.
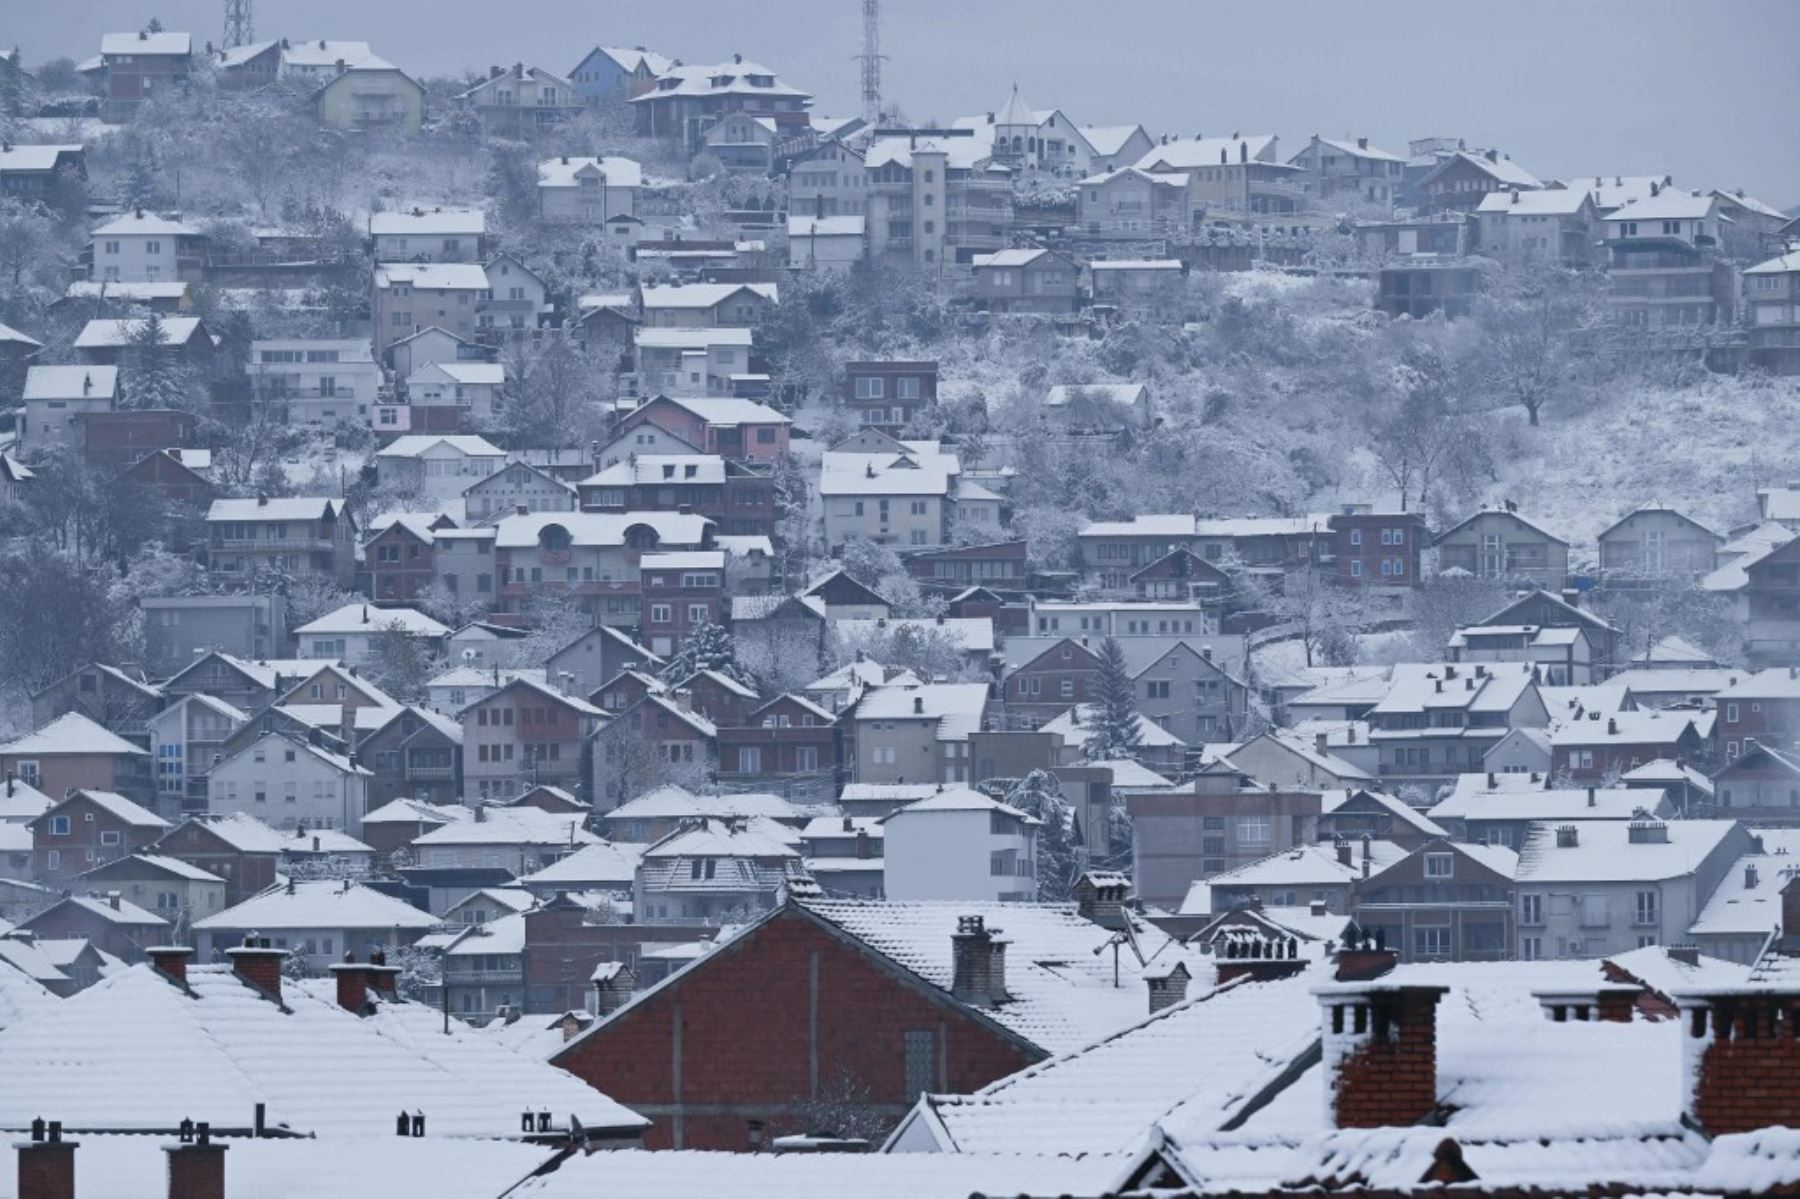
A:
[1604,188,1717,223]
[1516,819,1743,884]
[1136,135,1279,171]
[369,208,486,237]
[100,31,192,56]
[294,603,449,638]
[412,805,596,848]
[23,364,118,401]
[194,880,435,931]
[519,841,642,888]
[537,154,643,189]
[74,316,205,349]
[604,785,802,823]
[2,715,148,759]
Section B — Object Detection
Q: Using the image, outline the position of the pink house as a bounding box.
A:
[619,396,791,464]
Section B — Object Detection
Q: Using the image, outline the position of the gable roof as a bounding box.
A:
[1435,507,1569,546]
[1,715,148,760]
[22,364,118,401]
[194,879,435,931]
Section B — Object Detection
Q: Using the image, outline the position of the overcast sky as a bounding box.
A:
[18,0,1800,205]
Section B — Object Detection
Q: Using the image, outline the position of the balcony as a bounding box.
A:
[406,765,456,781]
[210,535,335,553]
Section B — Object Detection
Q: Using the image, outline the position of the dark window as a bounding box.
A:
[903,1029,936,1097]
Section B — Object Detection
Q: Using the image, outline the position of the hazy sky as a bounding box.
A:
[17,0,1800,205]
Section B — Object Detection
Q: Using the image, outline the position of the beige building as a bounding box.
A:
[538,156,641,223]
[373,262,489,349]
[863,136,1013,271]
[1596,507,1719,582]
[1433,508,1570,590]
[820,441,960,550]
[312,56,423,135]
[1475,187,1598,267]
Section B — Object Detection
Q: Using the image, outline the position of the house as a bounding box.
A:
[715,695,842,799]
[881,788,1037,901]
[1513,817,1752,960]
[374,434,506,500]
[903,542,1031,598]
[578,453,776,538]
[969,248,1082,314]
[616,395,792,464]
[1714,669,1800,766]
[1448,624,1594,685]
[801,569,892,620]
[1126,766,1325,908]
[589,693,719,808]
[1597,507,1720,582]
[293,603,448,667]
[1003,636,1246,745]
[151,812,283,904]
[595,785,803,845]
[489,510,712,624]
[1077,168,1191,239]
[1078,124,1154,172]
[207,733,372,834]
[1603,187,1736,330]
[1483,588,1623,673]
[1352,838,1518,962]
[74,852,226,926]
[139,597,288,677]
[458,63,581,137]
[406,805,596,912]
[88,210,204,282]
[474,253,551,344]
[639,551,726,656]
[820,441,960,549]
[551,895,1188,1148]
[73,315,212,370]
[1481,725,1554,776]
[632,328,753,397]
[1712,743,1800,824]
[1433,507,1571,590]
[147,694,248,818]
[787,214,865,272]
[312,55,424,134]
[460,677,604,801]
[248,339,382,426]
[205,495,356,588]
[787,134,870,220]
[630,56,812,152]
[538,154,641,223]
[373,262,490,349]
[843,361,937,433]
[1745,249,1800,375]
[546,625,664,701]
[95,29,193,123]
[1133,133,1305,230]
[383,324,494,381]
[0,453,31,507]
[16,365,117,455]
[1128,547,1232,604]
[1367,662,1550,787]
[30,663,160,742]
[1550,710,1706,781]
[798,813,883,897]
[193,878,433,972]
[465,459,577,522]
[861,135,1014,269]
[702,111,781,171]
[632,819,804,922]
[1289,135,1407,207]
[1428,772,1676,848]
[567,45,672,103]
[362,514,442,603]
[1041,383,1153,433]
[849,683,989,785]
[26,788,168,892]
[1414,148,1542,215]
[16,893,166,961]
[357,706,463,809]
[1330,508,1427,600]
[0,143,85,201]
[357,797,467,864]
[1,717,151,813]
[1474,186,1598,267]
[116,448,214,534]
[955,89,1096,179]
[1225,732,1372,791]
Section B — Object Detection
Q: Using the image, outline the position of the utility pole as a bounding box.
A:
[223,0,254,49]
[857,0,885,127]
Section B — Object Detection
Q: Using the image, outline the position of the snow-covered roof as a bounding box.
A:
[92,210,199,237]
[1136,134,1279,171]
[0,962,645,1137]
[1320,788,1445,837]
[633,326,753,349]
[639,282,777,310]
[519,841,641,888]
[1207,841,1411,892]
[0,954,58,1031]
[373,262,489,290]
[1369,662,1537,718]
[415,360,505,386]
[1231,734,1372,783]
[100,31,192,56]
[295,603,449,638]
[604,785,802,823]
[634,59,809,101]
[22,364,119,402]
[1039,704,1187,752]
[1475,187,1591,215]
[863,135,997,172]
[178,812,290,853]
[851,682,990,743]
[642,818,801,862]
[194,880,436,932]
[1516,818,1743,884]
[581,453,727,487]
[374,433,504,459]
[1079,124,1147,156]
[0,144,81,177]
[74,316,205,349]
[1745,249,1800,276]
[42,893,168,927]
[639,394,790,424]
[537,154,643,189]
[491,510,711,551]
[208,496,343,523]
[87,852,222,883]
[800,898,1200,1054]
[282,828,374,856]
[880,787,1033,824]
[1604,188,1717,223]
[1687,829,1800,938]
[413,805,597,849]
[1621,758,1714,796]
[585,45,674,76]
[1428,149,1542,189]
[1547,709,1699,748]
[361,797,470,827]
[369,208,486,237]
[1078,513,1198,539]
[2,715,148,760]
[280,38,373,68]
[1430,781,1666,823]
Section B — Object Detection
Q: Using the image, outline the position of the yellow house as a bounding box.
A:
[312,56,424,136]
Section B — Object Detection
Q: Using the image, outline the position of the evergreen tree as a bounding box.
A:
[659,615,756,690]
[122,143,157,209]
[124,309,189,411]
[1086,636,1143,762]
[1005,770,1081,901]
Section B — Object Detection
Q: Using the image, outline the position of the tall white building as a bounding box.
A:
[881,788,1039,902]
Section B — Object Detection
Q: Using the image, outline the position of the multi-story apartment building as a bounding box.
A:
[1287,135,1406,208]
[204,496,356,588]
[460,678,604,801]
[248,339,383,426]
[577,454,775,539]
[491,510,713,625]
[370,208,485,263]
[1744,250,1800,375]
[372,262,489,349]
[639,551,725,658]
[457,64,583,138]
[630,56,812,151]
[863,135,1013,270]
[1602,188,1736,330]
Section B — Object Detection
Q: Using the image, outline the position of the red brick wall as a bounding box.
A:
[553,909,1040,1149]
[15,1143,77,1199]
[1324,989,1443,1128]
[1686,994,1800,1135]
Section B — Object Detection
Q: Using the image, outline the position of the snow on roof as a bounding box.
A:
[282,827,374,855]
[1429,149,1541,189]
[0,145,80,177]
[1548,708,1697,748]
[1039,704,1187,751]
[1476,187,1590,215]
[1746,249,1800,276]
[582,453,727,488]
[74,316,204,349]
[519,841,641,888]
[1621,757,1714,795]
[1087,759,1177,790]
[369,208,485,237]
[1137,134,1279,171]
[641,817,802,862]
[425,361,505,385]
[49,893,168,927]
[881,787,1033,824]
[604,785,802,822]
[22,364,119,402]
[361,797,470,826]
[0,776,55,822]
[0,955,58,1030]
[851,682,990,742]
[537,154,643,189]
[639,282,778,310]
[1310,136,1405,163]
[1712,667,1800,702]
[492,510,711,550]
[208,496,343,523]
[640,550,725,571]
[375,433,504,459]
[633,326,754,350]
[1209,842,1411,892]
[0,962,645,1137]
[90,852,222,882]
[1078,513,1197,539]
[294,603,449,638]
[92,210,199,237]
[1368,662,1537,718]
[279,38,373,67]
[194,880,435,932]
[799,898,1198,1054]
[588,45,674,75]
[864,135,997,172]
[1430,781,1664,823]
[413,805,596,849]
[180,812,290,853]
[1516,818,1742,884]
[1604,188,1717,222]
[1686,830,1800,939]
[101,30,191,56]
[1234,734,1373,783]
[373,262,489,290]
[634,59,809,102]
[2,715,149,760]
[1320,788,1445,837]
[1077,124,1147,155]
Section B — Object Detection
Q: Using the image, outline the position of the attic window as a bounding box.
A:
[1425,853,1453,879]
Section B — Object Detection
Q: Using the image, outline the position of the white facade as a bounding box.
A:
[249,339,383,426]
[206,734,372,835]
[90,213,199,282]
[881,796,1037,902]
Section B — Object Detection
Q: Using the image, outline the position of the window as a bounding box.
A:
[1521,935,1542,961]
[854,376,885,400]
[1635,890,1658,925]
[1424,852,1453,879]
[100,830,121,847]
[48,815,70,836]
[871,745,896,765]
[1521,893,1543,925]
[1236,814,1272,846]
[903,1029,936,1097]
[1349,528,1363,545]
[1414,925,1450,958]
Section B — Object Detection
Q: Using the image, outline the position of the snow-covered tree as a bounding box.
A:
[1085,637,1143,762]
[659,616,755,689]
[1005,770,1080,901]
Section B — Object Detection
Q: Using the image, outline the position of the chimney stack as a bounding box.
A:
[227,936,286,1001]
[1145,960,1191,1013]
[16,1120,76,1199]
[164,1121,227,1199]
[1677,988,1800,1135]
[366,948,399,999]
[1335,840,1353,867]
[148,945,194,986]
[1334,928,1398,981]
[1534,986,1642,1024]
[1075,871,1129,930]
[328,953,372,1015]
[1315,732,1330,757]
[1317,982,1448,1127]
[591,961,636,1016]
[951,915,1008,1007]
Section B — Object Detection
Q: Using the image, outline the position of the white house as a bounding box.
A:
[538,155,642,223]
[18,365,118,454]
[632,327,753,397]
[370,208,486,263]
[405,361,505,426]
[248,339,382,426]
[374,434,508,500]
[294,603,450,666]
[89,210,202,282]
[206,733,373,835]
[880,788,1038,902]
[787,215,865,272]
[192,878,435,973]
[820,441,961,549]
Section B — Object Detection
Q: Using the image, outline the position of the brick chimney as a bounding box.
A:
[1334,929,1398,981]
[226,937,285,1001]
[591,960,635,1016]
[1074,871,1129,930]
[1145,960,1191,1013]
[15,1120,76,1199]
[1533,986,1642,1024]
[164,1122,226,1199]
[329,954,372,1015]
[1677,989,1800,1135]
[365,949,400,999]
[951,915,1008,1007]
[1317,983,1448,1127]
[1216,931,1307,987]
[147,945,194,986]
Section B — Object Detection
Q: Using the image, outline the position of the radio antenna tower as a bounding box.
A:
[223,0,254,49]
[858,0,885,126]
